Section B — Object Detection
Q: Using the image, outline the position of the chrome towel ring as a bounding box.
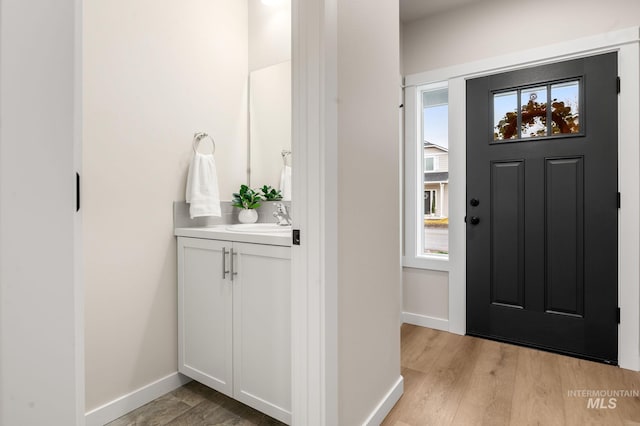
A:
[281,149,291,165]
[192,132,216,155]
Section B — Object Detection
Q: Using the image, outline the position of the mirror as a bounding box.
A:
[248,60,291,199]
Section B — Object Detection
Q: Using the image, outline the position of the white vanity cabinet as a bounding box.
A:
[177,238,233,395]
[177,236,291,424]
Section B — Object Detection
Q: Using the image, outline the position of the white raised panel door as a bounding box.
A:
[177,237,233,396]
[232,242,292,424]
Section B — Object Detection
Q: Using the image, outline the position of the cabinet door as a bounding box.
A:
[177,237,233,396]
[232,242,292,424]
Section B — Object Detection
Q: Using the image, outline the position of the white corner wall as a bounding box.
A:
[83,0,248,413]
[337,1,402,424]
[401,0,640,334]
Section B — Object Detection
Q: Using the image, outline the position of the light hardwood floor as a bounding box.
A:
[107,324,640,425]
[383,324,640,426]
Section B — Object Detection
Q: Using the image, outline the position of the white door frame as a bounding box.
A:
[405,27,640,371]
[291,0,339,425]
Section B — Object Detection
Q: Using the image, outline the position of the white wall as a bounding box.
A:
[403,268,448,326]
[83,0,248,412]
[401,0,640,331]
[248,0,291,71]
[0,0,82,424]
[337,1,402,424]
[403,0,640,75]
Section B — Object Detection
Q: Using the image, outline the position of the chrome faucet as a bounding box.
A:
[273,203,292,226]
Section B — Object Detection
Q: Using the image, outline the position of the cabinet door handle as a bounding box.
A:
[222,247,229,279]
[230,248,238,281]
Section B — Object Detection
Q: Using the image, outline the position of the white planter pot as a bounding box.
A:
[238,208,259,224]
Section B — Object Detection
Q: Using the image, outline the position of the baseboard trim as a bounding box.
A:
[402,312,449,332]
[85,372,191,426]
[363,375,404,426]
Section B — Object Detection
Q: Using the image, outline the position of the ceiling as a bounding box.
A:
[399,0,485,23]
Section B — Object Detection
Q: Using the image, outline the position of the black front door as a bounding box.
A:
[466,53,618,364]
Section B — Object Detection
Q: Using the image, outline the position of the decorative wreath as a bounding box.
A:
[494,99,579,140]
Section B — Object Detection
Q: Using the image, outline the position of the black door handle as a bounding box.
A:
[76,172,80,212]
[470,198,480,207]
[470,216,480,225]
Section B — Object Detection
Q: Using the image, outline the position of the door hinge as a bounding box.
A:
[617,192,621,209]
[617,307,621,324]
[617,76,621,94]
[292,229,301,246]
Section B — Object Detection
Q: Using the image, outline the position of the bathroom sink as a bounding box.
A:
[225,223,292,233]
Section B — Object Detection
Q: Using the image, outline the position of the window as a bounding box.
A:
[493,79,581,141]
[424,156,438,172]
[404,80,452,270]
[420,85,449,256]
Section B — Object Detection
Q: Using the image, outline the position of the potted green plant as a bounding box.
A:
[259,185,283,201]
[232,184,262,223]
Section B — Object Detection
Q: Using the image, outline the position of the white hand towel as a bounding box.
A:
[279,165,292,201]
[186,152,221,219]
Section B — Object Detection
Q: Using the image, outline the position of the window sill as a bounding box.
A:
[403,255,450,272]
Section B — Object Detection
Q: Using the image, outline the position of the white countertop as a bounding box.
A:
[175,225,291,247]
